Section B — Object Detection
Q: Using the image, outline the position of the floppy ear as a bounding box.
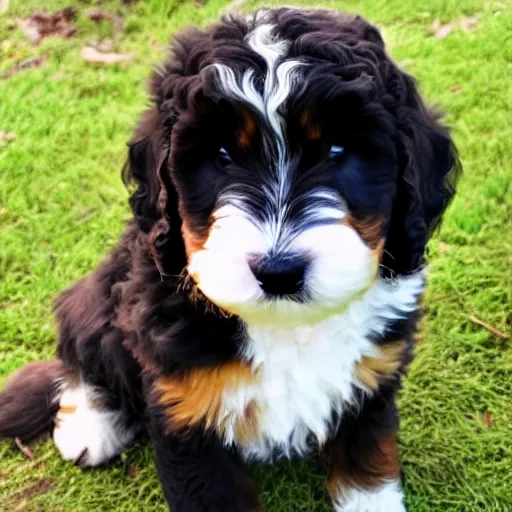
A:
[122,104,186,277]
[383,77,461,276]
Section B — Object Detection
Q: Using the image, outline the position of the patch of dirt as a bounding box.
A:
[16,7,77,45]
[9,477,53,507]
[127,464,140,478]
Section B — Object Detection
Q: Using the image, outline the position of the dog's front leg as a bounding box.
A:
[324,393,406,512]
[147,405,261,512]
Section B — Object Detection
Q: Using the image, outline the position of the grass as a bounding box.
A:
[0,0,511,510]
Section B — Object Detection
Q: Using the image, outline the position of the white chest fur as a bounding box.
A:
[219,273,424,461]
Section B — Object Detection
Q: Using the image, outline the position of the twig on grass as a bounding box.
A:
[468,315,509,339]
[14,438,34,460]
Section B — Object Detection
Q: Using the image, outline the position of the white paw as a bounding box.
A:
[333,480,406,512]
[53,383,137,467]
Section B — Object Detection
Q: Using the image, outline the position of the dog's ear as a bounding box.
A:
[122,103,185,277]
[383,75,461,275]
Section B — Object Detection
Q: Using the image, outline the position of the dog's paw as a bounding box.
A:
[332,480,406,512]
[53,383,137,467]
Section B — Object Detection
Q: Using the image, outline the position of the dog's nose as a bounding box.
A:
[249,254,309,297]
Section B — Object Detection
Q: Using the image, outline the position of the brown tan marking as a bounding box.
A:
[58,405,77,414]
[300,110,321,140]
[355,341,406,391]
[54,404,77,429]
[233,400,261,444]
[238,110,257,149]
[156,361,259,437]
[327,432,401,498]
[181,220,210,259]
[347,215,385,251]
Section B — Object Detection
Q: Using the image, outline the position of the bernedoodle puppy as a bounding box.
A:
[0,7,460,511]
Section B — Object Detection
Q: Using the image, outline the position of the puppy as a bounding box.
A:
[0,7,460,511]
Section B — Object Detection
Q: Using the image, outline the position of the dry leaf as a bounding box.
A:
[429,18,455,39]
[437,25,455,39]
[15,18,41,44]
[0,56,45,79]
[482,411,494,429]
[0,131,16,143]
[460,15,479,32]
[16,7,77,45]
[450,84,462,93]
[81,45,133,65]
[87,9,117,22]
[429,15,479,39]
[128,465,140,478]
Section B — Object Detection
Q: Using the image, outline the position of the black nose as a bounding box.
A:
[249,254,309,297]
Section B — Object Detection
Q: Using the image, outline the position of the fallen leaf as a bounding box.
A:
[81,45,133,65]
[429,18,455,39]
[460,15,479,32]
[449,84,462,93]
[87,9,117,22]
[0,55,44,79]
[438,25,455,38]
[128,465,140,478]
[0,131,16,143]
[192,0,205,7]
[482,411,494,428]
[16,7,77,45]
[429,15,479,39]
[15,18,41,44]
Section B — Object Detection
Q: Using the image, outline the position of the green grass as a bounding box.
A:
[0,0,511,510]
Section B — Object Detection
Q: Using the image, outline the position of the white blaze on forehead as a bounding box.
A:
[211,23,303,157]
[245,24,302,154]
[210,23,309,247]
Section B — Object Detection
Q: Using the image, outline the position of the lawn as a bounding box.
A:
[0,0,511,510]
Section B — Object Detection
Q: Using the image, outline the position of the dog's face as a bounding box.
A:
[125,8,459,322]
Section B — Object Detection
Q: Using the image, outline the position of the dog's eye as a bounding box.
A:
[329,145,345,161]
[217,147,232,167]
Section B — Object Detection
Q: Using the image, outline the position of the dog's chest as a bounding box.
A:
[220,317,375,460]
